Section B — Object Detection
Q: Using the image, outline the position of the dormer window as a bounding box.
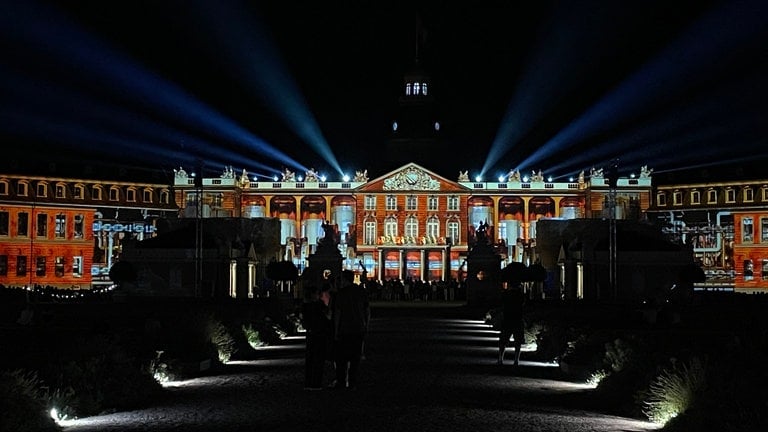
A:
[422,82,428,95]
[414,82,420,95]
[36,183,47,198]
[405,83,411,95]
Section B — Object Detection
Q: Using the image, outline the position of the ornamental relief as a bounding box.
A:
[383,167,440,190]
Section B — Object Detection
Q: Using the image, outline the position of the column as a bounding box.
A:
[399,249,405,281]
[420,249,426,281]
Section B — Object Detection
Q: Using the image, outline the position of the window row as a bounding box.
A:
[0,180,170,204]
[362,217,461,245]
[657,186,768,206]
[405,82,428,96]
[0,255,83,278]
[365,195,460,212]
[743,259,768,281]
[0,211,85,239]
[740,217,768,243]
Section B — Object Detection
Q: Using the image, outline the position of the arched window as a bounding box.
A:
[405,216,418,237]
[447,220,460,244]
[414,82,421,95]
[422,82,428,95]
[364,218,377,245]
[426,216,439,238]
[405,83,412,95]
[384,216,398,238]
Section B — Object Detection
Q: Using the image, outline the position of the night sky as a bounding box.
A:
[2,0,767,184]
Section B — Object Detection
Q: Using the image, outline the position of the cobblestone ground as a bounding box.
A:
[61,304,660,432]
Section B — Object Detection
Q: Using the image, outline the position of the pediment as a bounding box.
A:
[358,163,468,192]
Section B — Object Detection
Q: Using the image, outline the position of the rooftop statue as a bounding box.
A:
[281,168,296,182]
[590,167,604,178]
[354,169,369,182]
[239,169,249,186]
[174,166,188,179]
[458,170,470,182]
[640,165,653,178]
[305,168,319,182]
[507,169,521,182]
[531,169,544,182]
[221,165,235,179]
[578,170,585,183]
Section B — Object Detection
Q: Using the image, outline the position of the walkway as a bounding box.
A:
[61,304,659,432]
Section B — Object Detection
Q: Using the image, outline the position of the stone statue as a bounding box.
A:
[305,168,319,182]
[221,165,235,179]
[354,169,369,182]
[281,168,295,182]
[578,170,585,183]
[458,170,470,182]
[239,169,249,186]
[508,169,521,182]
[531,170,544,182]
[590,167,604,178]
[174,166,188,179]
[640,165,653,178]
[320,220,337,246]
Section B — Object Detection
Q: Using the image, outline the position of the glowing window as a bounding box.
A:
[422,82,428,95]
[427,216,439,237]
[405,216,418,237]
[690,190,700,205]
[762,217,768,243]
[364,220,377,245]
[707,189,717,204]
[427,195,438,211]
[762,259,768,281]
[447,221,460,244]
[405,83,411,95]
[742,217,753,243]
[55,214,66,239]
[744,259,754,280]
[73,256,83,278]
[386,195,397,211]
[384,217,398,237]
[414,83,421,95]
[406,195,417,211]
[74,214,84,239]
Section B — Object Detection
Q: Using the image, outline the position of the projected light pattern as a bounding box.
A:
[187,0,343,176]
[1,1,302,175]
[492,0,767,178]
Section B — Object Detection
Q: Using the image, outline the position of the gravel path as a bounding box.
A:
[61,305,660,432]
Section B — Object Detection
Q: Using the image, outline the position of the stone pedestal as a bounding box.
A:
[465,240,501,307]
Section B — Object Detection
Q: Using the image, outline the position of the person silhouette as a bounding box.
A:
[332,270,370,389]
[498,280,525,366]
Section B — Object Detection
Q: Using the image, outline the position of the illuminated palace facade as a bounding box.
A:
[647,179,768,293]
[173,163,653,283]
[0,174,176,289]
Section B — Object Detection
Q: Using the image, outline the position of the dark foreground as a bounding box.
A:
[60,303,658,432]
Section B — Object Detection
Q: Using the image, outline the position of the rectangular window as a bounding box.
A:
[406,195,417,211]
[74,214,84,239]
[761,217,768,243]
[762,259,768,281]
[55,184,66,198]
[744,259,754,281]
[55,256,65,277]
[405,217,418,237]
[17,182,28,196]
[73,256,83,277]
[0,211,8,236]
[36,183,47,197]
[657,192,667,206]
[17,255,27,276]
[74,185,84,199]
[92,187,102,200]
[126,189,136,202]
[55,214,66,239]
[427,219,439,237]
[447,195,459,211]
[18,212,29,236]
[386,195,397,211]
[0,255,6,276]
[36,256,46,277]
[0,182,6,195]
[707,189,717,204]
[364,221,376,245]
[427,195,438,211]
[384,219,398,237]
[143,189,153,202]
[744,188,754,202]
[364,195,376,211]
[742,217,754,243]
[109,188,119,201]
[726,189,736,203]
[36,213,48,237]
[673,191,683,205]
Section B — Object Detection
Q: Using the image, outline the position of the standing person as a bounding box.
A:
[301,284,333,390]
[332,270,370,389]
[498,280,526,366]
